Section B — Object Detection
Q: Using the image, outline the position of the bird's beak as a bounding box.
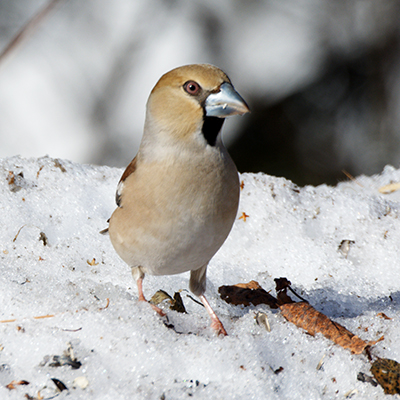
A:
[205,83,250,118]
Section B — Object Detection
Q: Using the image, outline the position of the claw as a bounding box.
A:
[199,294,227,336]
[137,277,166,317]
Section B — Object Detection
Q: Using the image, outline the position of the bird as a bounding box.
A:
[106,64,249,335]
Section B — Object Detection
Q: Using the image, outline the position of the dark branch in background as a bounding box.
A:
[0,0,65,64]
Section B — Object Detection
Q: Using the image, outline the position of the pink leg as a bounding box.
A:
[199,294,227,336]
[137,277,166,317]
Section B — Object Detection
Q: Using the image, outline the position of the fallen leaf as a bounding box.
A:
[221,278,384,355]
[379,183,400,194]
[274,277,296,305]
[52,378,68,392]
[357,372,378,387]
[36,165,44,178]
[54,159,66,173]
[280,302,383,354]
[44,343,81,369]
[7,171,15,185]
[7,171,24,192]
[371,357,400,394]
[219,281,279,309]
[170,292,187,313]
[274,366,284,375]
[150,290,187,313]
[6,380,29,390]
[234,280,262,289]
[377,312,391,320]
[39,232,48,246]
[49,355,81,369]
[238,212,249,222]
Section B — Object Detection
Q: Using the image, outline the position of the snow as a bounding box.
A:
[1,155,400,399]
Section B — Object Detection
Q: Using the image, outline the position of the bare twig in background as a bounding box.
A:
[0,0,64,64]
[342,170,364,187]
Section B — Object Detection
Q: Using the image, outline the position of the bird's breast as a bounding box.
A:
[108,146,239,276]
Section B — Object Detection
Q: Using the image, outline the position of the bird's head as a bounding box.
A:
[142,64,249,150]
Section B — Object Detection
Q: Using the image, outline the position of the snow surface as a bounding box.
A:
[1,155,400,399]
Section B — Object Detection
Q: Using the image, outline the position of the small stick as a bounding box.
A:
[0,0,64,64]
[33,314,55,319]
[13,225,26,242]
[342,170,363,187]
[99,298,110,310]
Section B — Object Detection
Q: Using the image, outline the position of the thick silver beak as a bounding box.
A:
[205,82,250,118]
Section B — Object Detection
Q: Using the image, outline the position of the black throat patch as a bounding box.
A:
[202,116,224,146]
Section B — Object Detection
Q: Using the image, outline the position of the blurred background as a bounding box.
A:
[1,0,400,186]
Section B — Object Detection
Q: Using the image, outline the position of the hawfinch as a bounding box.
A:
[107,64,249,335]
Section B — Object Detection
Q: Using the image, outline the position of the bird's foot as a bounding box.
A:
[137,278,166,317]
[210,318,227,336]
[138,295,166,317]
[149,301,166,317]
[199,294,227,336]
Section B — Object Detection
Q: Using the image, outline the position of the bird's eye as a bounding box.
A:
[184,81,201,95]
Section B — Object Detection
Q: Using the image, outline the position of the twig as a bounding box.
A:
[342,170,363,187]
[13,225,26,242]
[186,294,204,307]
[99,298,110,310]
[33,314,55,319]
[0,0,65,64]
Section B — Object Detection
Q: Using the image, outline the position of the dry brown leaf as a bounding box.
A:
[280,302,383,354]
[150,290,172,305]
[220,278,385,355]
[233,280,262,290]
[150,290,187,313]
[379,183,400,194]
[274,277,296,305]
[377,312,391,320]
[371,357,400,394]
[6,380,29,390]
[238,212,249,221]
[54,159,67,173]
[7,171,15,185]
[37,165,44,178]
[219,281,279,309]
[170,292,187,313]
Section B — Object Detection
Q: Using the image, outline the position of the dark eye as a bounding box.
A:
[184,81,201,95]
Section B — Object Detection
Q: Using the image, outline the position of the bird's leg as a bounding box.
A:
[136,277,166,317]
[199,294,227,336]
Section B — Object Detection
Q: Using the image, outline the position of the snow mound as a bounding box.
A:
[1,155,400,399]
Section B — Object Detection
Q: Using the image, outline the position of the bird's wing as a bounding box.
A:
[115,156,137,208]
